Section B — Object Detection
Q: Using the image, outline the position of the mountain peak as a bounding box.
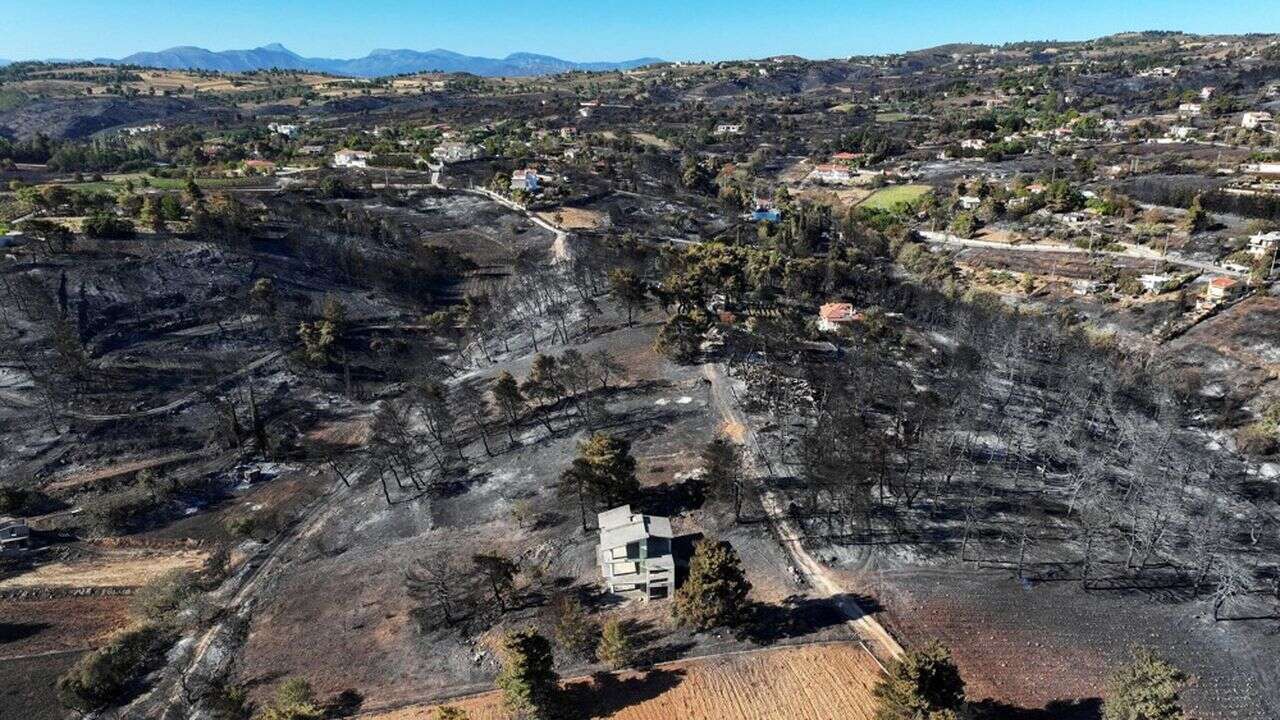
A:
[257,43,297,55]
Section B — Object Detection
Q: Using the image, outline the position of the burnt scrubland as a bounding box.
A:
[4,29,1280,720]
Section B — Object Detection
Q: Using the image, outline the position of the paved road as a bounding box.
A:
[917,230,1246,278]
[701,362,904,667]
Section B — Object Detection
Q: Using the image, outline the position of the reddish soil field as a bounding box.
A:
[0,595,133,659]
[362,642,881,720]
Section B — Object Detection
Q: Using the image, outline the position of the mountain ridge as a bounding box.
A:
[104,43,660,77]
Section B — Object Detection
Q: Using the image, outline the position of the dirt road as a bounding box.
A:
[917,230,1244,278]
[701,363,904,666]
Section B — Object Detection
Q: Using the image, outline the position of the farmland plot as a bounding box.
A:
[362,642,881,720]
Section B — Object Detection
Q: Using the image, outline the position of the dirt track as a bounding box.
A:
[701,362,904,667]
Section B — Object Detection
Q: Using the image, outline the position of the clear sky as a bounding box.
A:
[2,0,1278,63]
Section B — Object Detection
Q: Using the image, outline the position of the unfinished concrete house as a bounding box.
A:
[597,505,674,601]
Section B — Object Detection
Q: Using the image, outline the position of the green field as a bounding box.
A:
[874,111,909,122]
[860,184,932,211]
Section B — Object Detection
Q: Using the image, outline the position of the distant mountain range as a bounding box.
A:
[80,43,659,78]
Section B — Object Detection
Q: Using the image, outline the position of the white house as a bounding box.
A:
[510,168,540,192]
[430,142,482,164]
[122,123,163,136]
[714,124,743,136]
[597,505,675,601]
[1139,273,1173,294]
[958,195,982,210]
[1248,231,1280,257]
[1072,279,1101,295]
[1242,111,1274,130]
[809,164,853,184]
[268,123,300,137]
[1200,86,1217,100]
[1177,103,1202,117]
[960,138,987,150]
[1242,162,1280,175]
[333,149,372,168]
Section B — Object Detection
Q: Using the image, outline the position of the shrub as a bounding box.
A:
[83,212,135,239]
[56,622,174,712]
[1236,422,1277,456]
[1103,647,1188,720]
[130,568,199,624]
[84,490,157,535]
[256,677,323,720]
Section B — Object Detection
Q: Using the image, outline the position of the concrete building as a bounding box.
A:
[597,505,674,601]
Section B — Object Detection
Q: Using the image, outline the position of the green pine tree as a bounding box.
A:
[872,642,966,720]
[496,629,560,720]
[578,433,639,507]
[673,538,752,630]
[596,618,635,670]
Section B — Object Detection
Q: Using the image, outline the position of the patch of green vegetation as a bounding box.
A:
[874,111,908,122]
[0,90,29,112]
[860,184,932,211]
[62,175,260,193]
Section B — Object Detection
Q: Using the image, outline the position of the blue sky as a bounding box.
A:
[2,0,1278,62]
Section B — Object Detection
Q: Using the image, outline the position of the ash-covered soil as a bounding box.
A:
[874,567,1280,719]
